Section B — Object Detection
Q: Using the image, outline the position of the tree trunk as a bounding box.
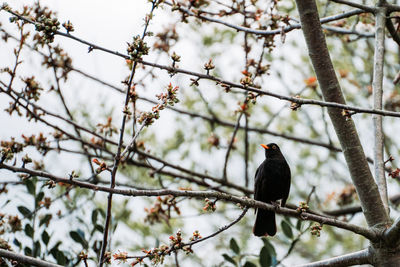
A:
[294,0,389,230]
[294,0,400,265]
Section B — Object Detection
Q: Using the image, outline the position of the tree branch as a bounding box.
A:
[324,193,400,216]
[0,28,344,153]
[222,112,244,181]
[1,79,389,201]
[385,3,400,12]
[4,9,400,118]
[295,0,390,228]
[295,248,371,267]
[329,0,376,12]
[165,1,369,36]
[98,2,158,265]
[0,248,62,267]
[385,14,400,47]
[0,163,380,241]
[384,216,400,247]
[128,207,249,262]
[372,6,389,214]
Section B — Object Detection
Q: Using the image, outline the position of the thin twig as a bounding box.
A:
[222,112,244,181]
[5,9,400,118]
[98,2,158,266]
[174,251,180,267]
[0,84,254,195]
[329,0,376,12]
[164,1,369,36]
[0,248,62,267]
[48,49,96,176]
[277,223,312,265]
[244,115,249,187]
[128,207,249,262]
[386,17,400,47]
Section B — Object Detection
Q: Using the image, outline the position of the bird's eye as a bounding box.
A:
[272,145,277,149]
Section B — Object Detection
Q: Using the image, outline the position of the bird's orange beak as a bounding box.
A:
[260,144,269,149]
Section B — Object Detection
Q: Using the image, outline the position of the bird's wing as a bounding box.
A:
[280,162,291,207]
[253,165,262,214]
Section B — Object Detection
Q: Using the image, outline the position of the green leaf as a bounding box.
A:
[69,230,88,249]
[50,241,61,251]
[24,246,32,256]
[296,219,303,231]
[25,224,34,238]
[222,253,236,266]
[25,179,36,195]
[281,220,293,239]
[259,246,272,267]
[98,208,106,218]
[95,224,104,233]
[261,238,276,257]
[33,241,41,257]
[230,238,240,254]
[284,216,293,227]
[36,191,44,204]
[50,242,67,265]
[42,230,50,245]
[13,238,21,248]
[39,214,52,227]
[243,261,257,267]
[18,206,31,218]
[91,209,98,225]
[1,199,11,209]
[54,250,66,265]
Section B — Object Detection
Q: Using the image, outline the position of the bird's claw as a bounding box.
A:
[300,213,307,220]
[271,201,281,209]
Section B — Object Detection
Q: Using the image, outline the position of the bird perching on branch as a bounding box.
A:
[253,143,291,237]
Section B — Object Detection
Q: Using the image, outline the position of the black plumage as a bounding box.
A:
[253,143,291,237]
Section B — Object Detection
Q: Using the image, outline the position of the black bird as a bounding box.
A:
[253,143,291,237]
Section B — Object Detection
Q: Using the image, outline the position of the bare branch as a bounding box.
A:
[98,2,158,265]
[323,193,400,216]
[129,207,249,262]
[386,17,400,47]
[4,9,400,118]
[0,84,254,195]
[295,0,390,228]
[0,28,343,153]
[0,248,62,267]
[384,216,400,247]
[165,1,369,36]
[329,0,376,12]
[222,112,244,181]
[48,51,96,176]
[0,163,380,241]
[386,3,400,12]
[372,6,389,214]
[295,248,371,267]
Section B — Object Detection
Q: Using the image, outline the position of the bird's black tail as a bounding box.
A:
[253,209,276,237]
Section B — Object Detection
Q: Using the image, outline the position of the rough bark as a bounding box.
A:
[371,246,400,267]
